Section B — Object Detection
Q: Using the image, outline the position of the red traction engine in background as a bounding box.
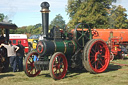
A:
[92,29,128,60]
[24,2,110,80]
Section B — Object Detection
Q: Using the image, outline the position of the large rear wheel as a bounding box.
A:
[49,52,68,80]
[83,39,110,73]
[24,51,41,77]
[82,39,95,72]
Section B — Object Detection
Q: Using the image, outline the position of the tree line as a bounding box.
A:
[66,0,128,29]
[0,0,128,36]
[0,13,65,37]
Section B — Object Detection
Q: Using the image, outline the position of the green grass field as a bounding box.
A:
[0,59,128,85]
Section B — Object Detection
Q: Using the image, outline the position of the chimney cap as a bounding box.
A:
[41,2,50,9]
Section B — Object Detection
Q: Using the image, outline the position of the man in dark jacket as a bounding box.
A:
[16,40,25,71]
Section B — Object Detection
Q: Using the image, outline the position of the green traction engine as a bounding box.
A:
[24,2,110,80]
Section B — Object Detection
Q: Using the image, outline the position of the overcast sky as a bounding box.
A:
[0,0,128,27]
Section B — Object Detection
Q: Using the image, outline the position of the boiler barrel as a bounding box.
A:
[55,40,77,54]
[36,40,77,56]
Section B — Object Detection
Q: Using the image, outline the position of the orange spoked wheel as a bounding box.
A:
[49,52,68,80]
[83,39,110,73]
[24,51,41,77]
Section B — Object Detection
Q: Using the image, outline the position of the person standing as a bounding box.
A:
[16,40,25,71]
[0,40,19,72]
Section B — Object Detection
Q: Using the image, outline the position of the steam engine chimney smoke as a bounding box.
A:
[40,2,50,38]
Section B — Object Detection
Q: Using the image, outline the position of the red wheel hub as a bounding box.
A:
[95,52,101,61]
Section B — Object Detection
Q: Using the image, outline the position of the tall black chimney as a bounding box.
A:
[40,2,50,39]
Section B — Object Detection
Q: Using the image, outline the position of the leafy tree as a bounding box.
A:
[109,5,128,29]
[10,26,26,34]
[11,23,41,36]
[32,23,42,34]
[0,13,4,22]
[66,0,81,19]
[34,23,41,29]
[49,14,65,29]
[0,13,12,23]
[0,13,41,35]
[32,27,42,35]
[9,29,17,34]
[66,0,117,29]
[26,25,34,33]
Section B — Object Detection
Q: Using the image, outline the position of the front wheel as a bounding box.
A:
[49,52,68,80]
[24,51,41,77]
[83,39,110,73]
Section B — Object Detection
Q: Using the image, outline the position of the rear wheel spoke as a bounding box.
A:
[91,48,96,54]
[91,60,96,65]
[96,61,99,69]
[99,61,103,67]
[102,56,108,59]
[95,62,97,69]
[91,51,95,56]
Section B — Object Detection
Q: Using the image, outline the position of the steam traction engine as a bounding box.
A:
[0,22,17,72]
[91,29,128,60]
[24,2,110,80]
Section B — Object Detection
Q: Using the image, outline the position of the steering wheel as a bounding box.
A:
[73,23,92,48]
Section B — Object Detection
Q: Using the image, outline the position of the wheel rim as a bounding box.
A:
[89,40,110,73]
[52,53,68,79]
[25,52,41,77]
